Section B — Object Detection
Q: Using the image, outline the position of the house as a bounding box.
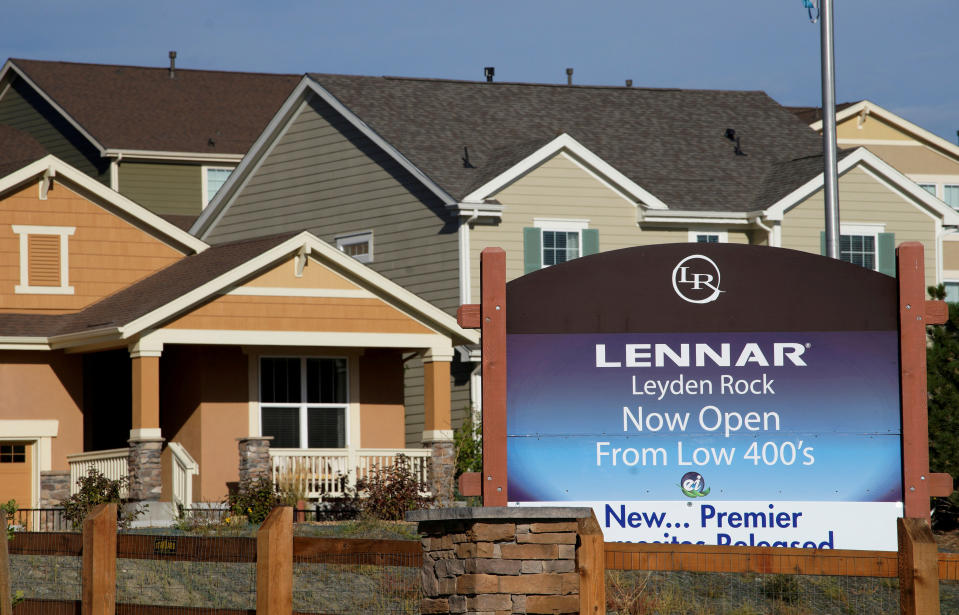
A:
[0,57,299,221]
[191,74,959,432]
[0,151,476,511]
[791,100,959,298]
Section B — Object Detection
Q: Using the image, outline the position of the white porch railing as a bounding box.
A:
[270,448,432,500]
[66,448,129,497]
[168,442,199,509]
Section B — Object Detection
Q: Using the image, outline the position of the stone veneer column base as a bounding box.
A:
[128,438,164,502]
[40,470,71,508]
[237,436,273,484]
[425,440,455,507]
[408,507,596,615]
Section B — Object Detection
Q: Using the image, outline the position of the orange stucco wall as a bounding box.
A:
[0,350,83,470]
[161,345,249,502]
[0,181,185,313]
[358,349,405,449]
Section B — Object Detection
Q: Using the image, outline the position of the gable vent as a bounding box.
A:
[28,234,61,286]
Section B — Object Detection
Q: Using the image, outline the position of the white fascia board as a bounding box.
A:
[103,149,244,163]
[451,201,505,218]
[151,328,452,352]
[811,100,959,163]
[48,327,122,350]
[1,61,105,153]
[0,338,51,350]
[641,210,756,226]
[191,78,318,238]
[763,147,959,225]
[119,231,479,345]
[461,133,669,210]
[0,155,208,254]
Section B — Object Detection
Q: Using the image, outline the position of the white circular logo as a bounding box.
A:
[672,255,723,304]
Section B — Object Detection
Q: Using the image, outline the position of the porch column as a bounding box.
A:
[423,347,455,506]
[128,340,164,502]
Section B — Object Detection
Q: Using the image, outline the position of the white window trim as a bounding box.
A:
[258,356,350,449]
[334,230,374,264]
[12,225,75,295]
[201,166,235,209]
[839,223,885,272]
[687,229,729,243]
[534,218,588,268]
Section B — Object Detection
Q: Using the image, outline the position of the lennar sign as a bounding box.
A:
[459,243,952,551]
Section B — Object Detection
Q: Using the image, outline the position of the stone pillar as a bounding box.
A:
[128,438,164,501]
[238,436,273,484]
[423,349,455,505]
[40,471,70,508]
[408,507,602,615]
[128,340,164,501]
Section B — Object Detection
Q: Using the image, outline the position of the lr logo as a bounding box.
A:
[672,255,723,304]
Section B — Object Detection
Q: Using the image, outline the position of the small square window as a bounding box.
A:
[687,230,728,244]
[542,230,580,266]
[335,231,373,264]
[0,444,26,463]
[203,167,234,208]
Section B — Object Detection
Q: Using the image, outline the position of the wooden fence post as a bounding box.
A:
[82,503,117,615]
[1,517,11,615]
[898,517,939,615]
[257,506,292,615]
[577,511,605,615]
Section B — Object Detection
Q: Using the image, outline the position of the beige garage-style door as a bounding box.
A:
[0,441,32,509]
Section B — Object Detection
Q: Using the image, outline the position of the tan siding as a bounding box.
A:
[206,96,460,315]
[119,162,202,216]
[837,115,911,141]
[469,152,752,302]
[943,240,959,273]
[858,145,959,177]
[782,166,938,286]
[0,182,185,313]
[164,295,434,334]
[243,256,361,290]
[0,78,109,183]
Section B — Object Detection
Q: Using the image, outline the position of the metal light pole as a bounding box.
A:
[819,0,841,259]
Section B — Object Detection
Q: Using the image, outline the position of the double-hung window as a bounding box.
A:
[202,167,234,208]
[945,185,959,211]
[523,219,599,273]
[260,357,348,449]
[822,224,895,275]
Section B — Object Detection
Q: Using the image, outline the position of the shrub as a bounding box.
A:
[927,284,959,528]
[356,454,433,521]
[454,413,482,478]
[2,498,16,540]
[228,476,279,524]
[60,468,140,529]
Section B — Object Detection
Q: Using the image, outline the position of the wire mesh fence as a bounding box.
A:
[8,532,82,610]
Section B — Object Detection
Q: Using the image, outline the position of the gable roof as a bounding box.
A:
[0,154,208,254]
[0,231,478,348]
[193,73,830,236]
[1,58,300,157]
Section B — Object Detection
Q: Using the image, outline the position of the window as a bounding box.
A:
[12,225,75,294]
[919,183,937,196]
[202,167,234,208]
[260,357,347,449]
[687,230,728,244]
[335,231,373,264]
[840,234,876,269]
[0,444,25,463]
[824,224,894,275]
[944,282,959,304]
[523,219,598,273]
[945,185,959,210]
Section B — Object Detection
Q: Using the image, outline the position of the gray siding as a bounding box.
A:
[0,77,109,182]
[207,96,461,314]
[119,161,202,216]
[403,355,474,447]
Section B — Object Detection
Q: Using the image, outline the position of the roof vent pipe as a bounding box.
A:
[169,51,177,79]
[566,68,573,86]
[625,79,633,87]
[484,67,494,82]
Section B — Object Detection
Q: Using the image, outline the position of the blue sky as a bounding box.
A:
[4,0,957,141]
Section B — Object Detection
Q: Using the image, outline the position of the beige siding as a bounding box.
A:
[468,152,752,302]
[858,145,959,177]
[119,162,202,216]
[206,96,460,314]
[0,78,109,183]
[782,166,938,286]
[837,115,911,142]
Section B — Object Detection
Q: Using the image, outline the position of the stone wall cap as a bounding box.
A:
[236,436,274,442]
[406,506,594,522]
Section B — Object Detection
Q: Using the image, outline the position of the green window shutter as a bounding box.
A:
[877,232,896,277]
[523,227,542,274]
[820,231,826,256]
[582,229,599,256]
